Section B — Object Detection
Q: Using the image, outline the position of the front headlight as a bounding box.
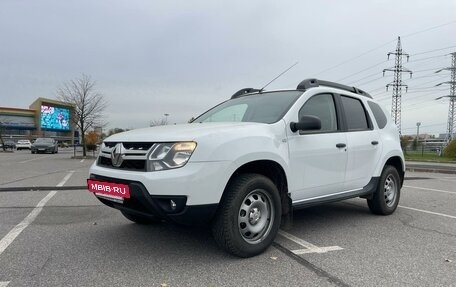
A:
[147,142,197,171]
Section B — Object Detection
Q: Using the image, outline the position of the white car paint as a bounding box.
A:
[90,86,404,207]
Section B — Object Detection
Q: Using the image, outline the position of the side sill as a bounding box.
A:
[292,177,379,210]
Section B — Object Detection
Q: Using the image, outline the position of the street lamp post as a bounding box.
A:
[416,122,421,140]
[416,122,421,154]
[164,113,170,124]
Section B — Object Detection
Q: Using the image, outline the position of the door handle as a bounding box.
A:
[336,143,346,148]
[371,141,379,145]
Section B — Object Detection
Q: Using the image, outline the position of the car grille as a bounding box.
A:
[97,142,153,172]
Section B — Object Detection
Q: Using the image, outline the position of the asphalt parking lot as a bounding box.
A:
[0,150,455,287]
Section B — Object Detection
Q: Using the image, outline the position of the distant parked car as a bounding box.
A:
[2,140,16,150]
[31,138,58,154]
[16,140,32,150]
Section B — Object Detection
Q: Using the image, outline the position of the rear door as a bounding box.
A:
[340,95,382,190]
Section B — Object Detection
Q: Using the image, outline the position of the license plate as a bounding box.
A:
[87,179,130,199]
[39,148,45,151]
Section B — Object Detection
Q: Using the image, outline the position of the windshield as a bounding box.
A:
[35,138,53,144]
[194,91,302,124]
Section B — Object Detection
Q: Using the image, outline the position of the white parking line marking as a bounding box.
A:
[80,159,85,163]
[278,230,343,254]
[403,185,456,195]
[0,171,74,256]
[399,205,456,219]
[19,156,51,164]
[0,282,10,287]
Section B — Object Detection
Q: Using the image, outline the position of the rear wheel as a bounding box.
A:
[367,165,401,215]
[120,210,160,224]
[212,173,281,258]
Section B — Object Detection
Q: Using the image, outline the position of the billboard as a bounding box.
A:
[40,105,70,131]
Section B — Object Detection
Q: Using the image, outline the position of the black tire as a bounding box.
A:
[212,173,281,258]
[120,210,160,224]
[367,165,401,215]
[31,151,35,154]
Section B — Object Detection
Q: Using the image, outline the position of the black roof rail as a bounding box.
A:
[231,88,261,99]
[296,78,372,99]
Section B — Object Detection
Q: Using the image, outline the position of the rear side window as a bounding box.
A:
[340,96,369,131]
[368,101,387,129]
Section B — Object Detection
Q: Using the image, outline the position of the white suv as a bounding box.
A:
[88,79,405,257]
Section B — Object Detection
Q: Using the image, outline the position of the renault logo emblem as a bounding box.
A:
[111,143,124,167]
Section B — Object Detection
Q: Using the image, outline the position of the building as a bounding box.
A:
[0,98,76,143]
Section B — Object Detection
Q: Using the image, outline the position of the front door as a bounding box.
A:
[287,93,348,202]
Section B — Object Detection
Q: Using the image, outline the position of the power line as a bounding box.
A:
[314,40,396,76]
[411,44,456,57]
[407,54,448,64]
[402,20,456,39]
[351,53,448,88]
[358,76,385,87]
[314,21,456,76]
[414,67,444,73]
[336,60,389,82]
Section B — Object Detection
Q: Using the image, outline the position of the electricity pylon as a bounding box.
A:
[435,52,456,145]
[383,36,413,135]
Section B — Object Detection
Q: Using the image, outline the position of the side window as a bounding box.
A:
[299,94,338,132]
[202,104,248,122]
[368,101,387,129]
[340,96,369,131]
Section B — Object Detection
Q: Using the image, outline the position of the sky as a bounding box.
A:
[0,0,455,136]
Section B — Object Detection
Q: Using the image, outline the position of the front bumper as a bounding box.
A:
[89,160,233,225]
[32,146,54,153]
[90,174,218,225]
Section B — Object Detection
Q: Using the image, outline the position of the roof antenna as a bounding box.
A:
[259,62,299,92]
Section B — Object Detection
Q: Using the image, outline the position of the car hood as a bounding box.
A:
[105,122,270,142]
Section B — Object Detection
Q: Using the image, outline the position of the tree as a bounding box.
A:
[443,140,456,158]
[57,74,107,156]
[150,118,168,127]
[411,138,418,151]
[400,135,413,154]
[85,131,100,151]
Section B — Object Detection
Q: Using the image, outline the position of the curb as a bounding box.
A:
[406,167,456,175]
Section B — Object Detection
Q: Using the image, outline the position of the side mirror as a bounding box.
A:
[290,115,322,132]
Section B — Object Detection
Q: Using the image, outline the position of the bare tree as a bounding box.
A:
[150,118,168,127]
[57,74,107,156]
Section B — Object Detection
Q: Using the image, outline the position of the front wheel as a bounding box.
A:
[212,174,281,258]
[367,165,401,215]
